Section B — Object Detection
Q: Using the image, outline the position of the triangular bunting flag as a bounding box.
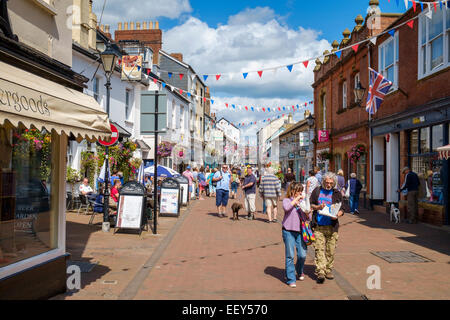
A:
[434,2,437,11]
[179,89,183,95]
[303,61,309,68]
[388,29,395,37]
[407,20,414,29]
[262,108,265,112]
[243,73,248,79]
[370,36,377,45]
[238,105,242,110]
[203,75,208,81]
[187,92,191,97]
[245,106,248,110]
[216,74,221,81]
[426,3,433,19]
[257,71,263,78]
[404,0,409,10]
[203,97,206,103]
[211,100,214,104]
[162,82,166,88]
[168,72,172,78]
[179,73,184,80]
[256,107,260,112]
[287,65,293,72]
[439,1,442,10]
[412,0,416,12]
[153,78,157,84]
[191,74,196,82]
[251,107,254,111]
[232,104,235,109]
[352,44,359,53]
[146,69,151,75]
[268,108,271,112]
[278,107,281,111]
[335,51,342,59]
[225,103,228,108]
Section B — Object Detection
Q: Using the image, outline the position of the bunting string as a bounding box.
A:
[118,0,448,82]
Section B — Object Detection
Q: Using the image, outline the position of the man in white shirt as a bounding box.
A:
[79,178,93,195]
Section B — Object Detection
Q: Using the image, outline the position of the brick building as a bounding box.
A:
[312,0,449,226]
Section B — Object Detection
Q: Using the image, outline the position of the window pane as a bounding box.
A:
[420,127,430,153]
[386,66,394,83]
[432,124,444,151]
[422,46,427,74]
[395,33,399,61]
[429,10,444,39]
[431,36,444,69]
[410,129,419,154]
[1,126,57,268]
[421,17,427,45]
[385,40,394,66]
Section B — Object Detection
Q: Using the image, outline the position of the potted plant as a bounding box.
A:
[348,144,366,163]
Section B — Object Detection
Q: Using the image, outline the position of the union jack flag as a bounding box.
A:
[366,67,393,115]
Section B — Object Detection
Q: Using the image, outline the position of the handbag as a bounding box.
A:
[296,206,315,246]
[344,180,350,198]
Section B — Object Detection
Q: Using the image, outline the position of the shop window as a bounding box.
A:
[334,154,342,172]
[356,154,367,189]
[432,124,444,151]
[0,126,58,268]
[410,129,419,154]
[420,127,430,153]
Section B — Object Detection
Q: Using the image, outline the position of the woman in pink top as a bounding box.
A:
[282,182,311,288]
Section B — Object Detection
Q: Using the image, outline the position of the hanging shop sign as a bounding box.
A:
[318,130,329,143]
[121,55,143,81]
[299,131,310,147]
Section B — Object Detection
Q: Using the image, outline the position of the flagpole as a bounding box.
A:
[368,42,374,211]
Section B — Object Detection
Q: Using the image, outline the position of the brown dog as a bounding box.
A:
[231,203,243,220]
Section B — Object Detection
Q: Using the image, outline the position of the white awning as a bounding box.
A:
[0,60,111,141]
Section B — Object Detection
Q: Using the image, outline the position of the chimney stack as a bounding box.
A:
[105,24,110,34]
[149,21,153,29]
[136,22,140,30]
[130,22,134,30]
[155,21,159,29]
[124,22,128,30]
[100,24,104,32]
[142,21,147,29]
[118,22,122,30]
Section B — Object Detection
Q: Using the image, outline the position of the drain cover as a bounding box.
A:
[371,251,433,263]
[67,260,98,273]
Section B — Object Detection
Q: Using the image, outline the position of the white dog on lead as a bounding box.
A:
[390,203,400,224]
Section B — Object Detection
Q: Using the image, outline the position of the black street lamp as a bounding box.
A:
[306,113,315,175]
[354,81,366,106]
[99,41,118,232]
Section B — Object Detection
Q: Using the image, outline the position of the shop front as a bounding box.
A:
[0,59,111,299]
[371,100,450,226]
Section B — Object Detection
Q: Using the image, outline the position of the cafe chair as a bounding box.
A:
[89,194,104,225]
[78,194,92,215]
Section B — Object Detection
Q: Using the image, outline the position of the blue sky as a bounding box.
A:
[94,0,407,140]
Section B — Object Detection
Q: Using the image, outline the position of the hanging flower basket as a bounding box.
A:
[318,151,333,161]
[157,141,174,158]
[348,144,366,163]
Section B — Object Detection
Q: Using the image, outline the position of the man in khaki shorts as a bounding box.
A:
[259,167,281,223]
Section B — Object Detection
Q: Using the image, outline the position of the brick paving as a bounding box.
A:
[53,189,450,300]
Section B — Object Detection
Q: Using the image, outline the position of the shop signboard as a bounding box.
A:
[299,131,309,147]
[338,133,357,142]
[121,55,143,81]
[318,130,329,142]
[160,178,181,216]
[115,181,147,233]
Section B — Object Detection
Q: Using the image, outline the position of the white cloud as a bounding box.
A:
[93,0,192,26]
[163,9,331,100]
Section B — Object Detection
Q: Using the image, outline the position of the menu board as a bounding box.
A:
[116,195,143,229]
[160,188,179,215]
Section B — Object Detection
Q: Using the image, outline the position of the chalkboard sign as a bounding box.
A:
[115,181,147,233]
[174,175,189,206]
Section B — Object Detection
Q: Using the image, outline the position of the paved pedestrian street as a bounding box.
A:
[53,190,450,300]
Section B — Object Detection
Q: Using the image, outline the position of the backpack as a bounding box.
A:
[297,206,315,245]
[212,170,222,187]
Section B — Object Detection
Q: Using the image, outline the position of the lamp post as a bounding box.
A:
[99,41,118,232]
[306,113,315,176]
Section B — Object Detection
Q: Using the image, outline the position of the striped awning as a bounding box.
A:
[437,144,450,160]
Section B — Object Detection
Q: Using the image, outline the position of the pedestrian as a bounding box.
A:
[282,182,311,288]
[182,166,194,200]
[276,167,285,190]
[213,164,232,217]
[310,172,346,284]
[305,170,319,200]
[208,168,217,197]
[109,179,122,212]
[198,167,207,200]
[230,168,240,199]
[259,167,281,223]
[242,166,257,220]
[336,169,346,197]
[79,177,94,196]
[397,167,420,224]
[192,167,199,199]
[345,173,362,215]
[315,166,323,185]
[284,167,296,192]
